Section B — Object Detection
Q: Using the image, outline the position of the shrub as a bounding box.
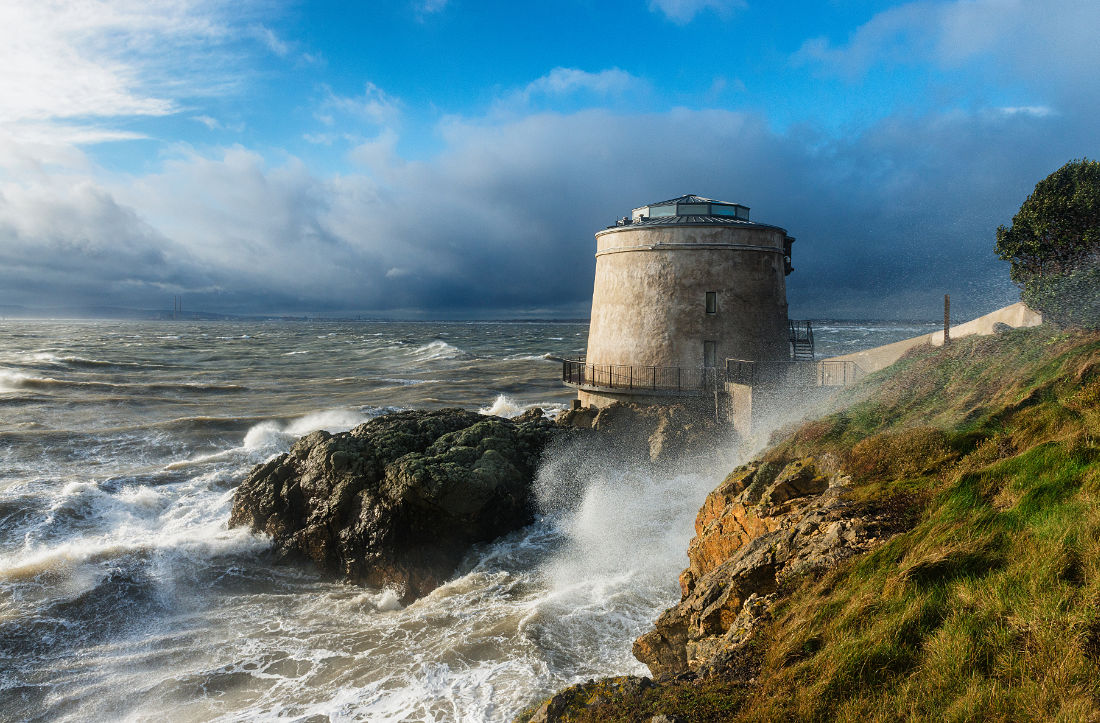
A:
[995,159,1100,328]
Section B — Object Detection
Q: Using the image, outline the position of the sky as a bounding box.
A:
[0,0,1097,320]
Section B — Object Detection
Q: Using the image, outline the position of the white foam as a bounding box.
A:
[285,409,373,436]
[478,394,564,419]
[410,340,465,362]
[376,377,439,387]
[0,370,31,392]
[1,473,270,584]
[241,421,291,452]
[237,408,378,457]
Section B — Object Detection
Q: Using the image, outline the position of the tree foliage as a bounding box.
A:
[996,159,1100,328]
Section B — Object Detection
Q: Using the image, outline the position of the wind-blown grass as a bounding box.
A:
[536,326,1100,721]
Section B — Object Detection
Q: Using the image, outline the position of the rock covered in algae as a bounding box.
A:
[229,408,561,602]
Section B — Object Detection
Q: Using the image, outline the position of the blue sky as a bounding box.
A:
[1,0,1097,318]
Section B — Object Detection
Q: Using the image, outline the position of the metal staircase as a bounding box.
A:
[789,320,814,360]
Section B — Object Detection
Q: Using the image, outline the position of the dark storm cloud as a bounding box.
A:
[0,105,1090,319]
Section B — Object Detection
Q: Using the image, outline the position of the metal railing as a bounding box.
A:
[562,357,865,395]
[562,360,722,396]
[789,320,815,360]
[726,358,865,387]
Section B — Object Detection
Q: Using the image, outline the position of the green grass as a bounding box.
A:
[741,327,1100,721]
[532,327,1100,721]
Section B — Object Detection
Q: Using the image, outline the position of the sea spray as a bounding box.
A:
[478,393,566,419]
[521,433,748,685]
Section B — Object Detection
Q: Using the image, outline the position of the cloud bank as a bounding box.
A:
[1,0,1097,321]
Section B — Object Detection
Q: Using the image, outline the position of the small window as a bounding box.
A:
[704,341,717,368]
[705,291,717,314]
[677,203,709,215]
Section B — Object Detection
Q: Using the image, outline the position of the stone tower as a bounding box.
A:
[564,194,796,407]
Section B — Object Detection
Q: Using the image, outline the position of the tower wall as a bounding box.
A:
[585,224,790,369]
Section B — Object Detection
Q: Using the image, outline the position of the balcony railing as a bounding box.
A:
[561,360,723,396]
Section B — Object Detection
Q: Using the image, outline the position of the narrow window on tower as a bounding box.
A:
[704,340,717,368]
[705,291,717,314]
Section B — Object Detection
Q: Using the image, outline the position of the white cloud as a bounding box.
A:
[251,24,291,57]
[999,106,1054,117]
[523,68,640,98]
[648,0,745,24]
[793,0,1100,101]
[349,129,402,173]
[496,68,645,112]
[0,0,273,147]
[317,83,402,129]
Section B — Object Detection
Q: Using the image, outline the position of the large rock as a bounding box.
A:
[229,408,561,602]
[633,457,900,678]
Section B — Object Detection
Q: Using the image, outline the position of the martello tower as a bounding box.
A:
[564,194,800,407]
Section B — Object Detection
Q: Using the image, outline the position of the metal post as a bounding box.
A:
[944,294,951,346]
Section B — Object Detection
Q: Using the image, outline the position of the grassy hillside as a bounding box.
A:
[538,325,1100,721]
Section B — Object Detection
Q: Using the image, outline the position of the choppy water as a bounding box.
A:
[0,319,932,721]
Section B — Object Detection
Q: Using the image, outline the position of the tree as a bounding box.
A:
[996,159,1100,328]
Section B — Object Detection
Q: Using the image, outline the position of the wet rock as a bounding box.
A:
[554,405,597,429]
[556,401,729,463]
[634,456,900,678]
[229,408,562,603]
[518,676,654,722]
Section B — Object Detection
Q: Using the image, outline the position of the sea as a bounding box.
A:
[0,318,939,722]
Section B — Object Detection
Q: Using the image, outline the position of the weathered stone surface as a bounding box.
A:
[634,456,899,678]
[229,408,561,602]
[518,676,654,723]
[556,401,728,463]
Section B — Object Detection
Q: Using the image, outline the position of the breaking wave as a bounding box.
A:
[410,340,467,362]
[479,394,565,418]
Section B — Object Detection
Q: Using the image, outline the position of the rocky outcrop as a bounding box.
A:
[556,401,727,463]
[518,677,655,723]
[229,408,561,602]
[633,456,901,678]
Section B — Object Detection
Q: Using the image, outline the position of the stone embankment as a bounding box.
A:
[230,401,721,603]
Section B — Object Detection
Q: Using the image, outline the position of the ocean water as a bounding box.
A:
[0,319,935,722]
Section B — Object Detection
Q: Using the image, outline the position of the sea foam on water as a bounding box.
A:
[0,318,906,722]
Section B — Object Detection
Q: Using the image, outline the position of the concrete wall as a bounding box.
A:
[585,224,791,370]
[824,302,1043,375]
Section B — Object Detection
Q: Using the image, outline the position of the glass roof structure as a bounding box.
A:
[630,194,750,221]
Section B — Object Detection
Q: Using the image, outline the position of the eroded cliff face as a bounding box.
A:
[229,408,562,602]
[632,456,903,678]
